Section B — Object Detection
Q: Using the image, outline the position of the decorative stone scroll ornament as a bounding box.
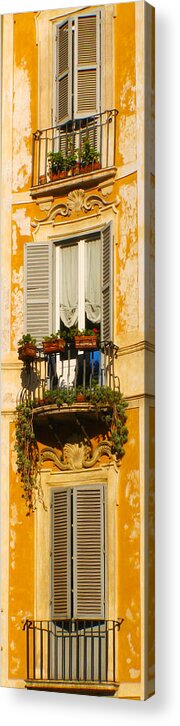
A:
[31,189,120,227]
[40,440,113,471]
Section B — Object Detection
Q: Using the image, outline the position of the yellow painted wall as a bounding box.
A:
[118,407,140,684]
[115,173,138,339]
[8,424,34,679]
[11,201,37,350]
[148,406,155,685]
[115,2,136,167]
[13,13,38,193]
[0,2,155,698]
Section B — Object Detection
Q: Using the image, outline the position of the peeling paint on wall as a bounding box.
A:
[13,209,31,237]
[13,62,31,190]
[2,381,19,409]
[150,175,155,332]
[119,79,136,164]
[148,408,155,681]
[11,265,24,349]
[9,424,34,679]
[12,224,18,255]
[116,178,138,334]
[118,408,141,683]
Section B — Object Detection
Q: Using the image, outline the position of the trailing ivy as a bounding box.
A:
[15,388,128,513]
[89,385,128,459]
[14,402,42,515]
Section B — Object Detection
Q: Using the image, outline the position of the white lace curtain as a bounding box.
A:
[60,245,78,328]
[60,239,101,328]
[85,239,101,323]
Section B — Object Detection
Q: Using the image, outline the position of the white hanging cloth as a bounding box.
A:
[60,244,78,328]
[85,239,101,323]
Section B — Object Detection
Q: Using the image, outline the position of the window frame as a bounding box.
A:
[24,222,113,344]
[51,483,107,621]
[54,233,102,334]
[53,8,102,127]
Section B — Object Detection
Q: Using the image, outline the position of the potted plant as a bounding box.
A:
[42,331,66,354]
[74,327,99,350]
[76,386,86,403]
[18,334,37,361]
[81,138,100,174]
[47,150,66,181]
[65,141,78,177]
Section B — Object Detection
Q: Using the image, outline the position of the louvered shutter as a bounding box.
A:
[101,224,113,342]
[25,242,52,343]
[73,485,105,620]
[74,13,100,119]
[56,19,72,124]
[51,488,71,620]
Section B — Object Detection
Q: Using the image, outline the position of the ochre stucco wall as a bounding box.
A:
[0,3,155,698]
[118,406,140,684]
[8,424,34,679]
[148,406,155,686]
[115,2,136,168]
[13,13,38,193]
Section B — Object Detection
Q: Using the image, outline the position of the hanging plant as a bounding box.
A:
[89,385,129,459]
[39,386,129,460]
[14,389,128,515]
[14,402,44,515]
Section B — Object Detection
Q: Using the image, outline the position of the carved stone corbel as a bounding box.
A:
[40,440,113,471]
[31,188,120,228]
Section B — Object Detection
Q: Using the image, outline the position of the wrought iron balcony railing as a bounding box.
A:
[24,619,122,685]
[18,342,120,408]
[31,110,118,189]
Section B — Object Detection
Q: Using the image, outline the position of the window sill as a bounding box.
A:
[30,166,117,200]
[25,679,118,695]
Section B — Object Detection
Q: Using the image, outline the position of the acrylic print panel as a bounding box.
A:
[0,1,155,700]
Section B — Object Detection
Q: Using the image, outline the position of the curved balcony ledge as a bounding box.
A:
[30,166,117,200]
[32,401,113,422]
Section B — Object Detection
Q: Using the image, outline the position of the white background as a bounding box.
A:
[0,0,180,723]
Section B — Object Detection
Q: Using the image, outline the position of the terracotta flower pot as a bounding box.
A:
[50,170,67,181]
[42,338,65,354]
[39,174,47,185]
[60,170,68,179]
[74,335,98,350]
[76,392,86,403]
[82,163,92,174]
[92,161,101,171]
[18,344,37,361]
[82,162,100,174]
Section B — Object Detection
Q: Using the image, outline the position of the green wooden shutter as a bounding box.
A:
[25,242,52,344]
[74,13,100,119]
[56,19,72,124]
[101,224,113,342]
[51,488,71,620]
[73,485,105,620]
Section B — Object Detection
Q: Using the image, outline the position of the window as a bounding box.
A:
[51,485,106,620]
[25,224,113,344]
[55,11,101,126]
[56,235,101,334]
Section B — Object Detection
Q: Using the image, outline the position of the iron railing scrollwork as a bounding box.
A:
[24,618,123,684]
[31,110,118,188]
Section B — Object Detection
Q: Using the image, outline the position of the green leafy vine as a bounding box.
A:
[14,388,128,513]
[14,402,43,515]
